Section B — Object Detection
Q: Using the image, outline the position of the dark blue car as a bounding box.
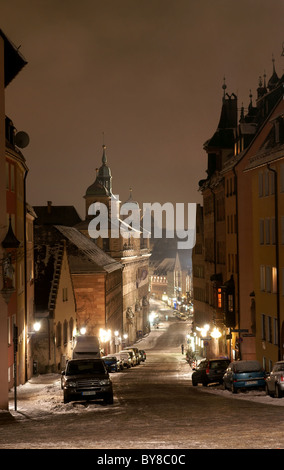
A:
[102,356,120,373]
[223,360,266,393]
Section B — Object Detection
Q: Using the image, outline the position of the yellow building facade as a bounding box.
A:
[245,98,284,370]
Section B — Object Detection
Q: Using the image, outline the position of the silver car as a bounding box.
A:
[266,361,284,398]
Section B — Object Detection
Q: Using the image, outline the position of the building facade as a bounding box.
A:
[0,30,33,411]
[244,96,284,370]
[193,59,284,364]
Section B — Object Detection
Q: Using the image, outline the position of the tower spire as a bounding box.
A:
[102,144,107,164]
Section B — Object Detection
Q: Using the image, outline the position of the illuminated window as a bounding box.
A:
[272,267,277,294]
[217,288,222,309]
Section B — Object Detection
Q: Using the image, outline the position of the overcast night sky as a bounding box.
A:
[1,0,284,220]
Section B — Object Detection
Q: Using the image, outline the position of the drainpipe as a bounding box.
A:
[267,164,281,361]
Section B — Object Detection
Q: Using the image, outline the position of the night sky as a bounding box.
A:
[2,0,284,221]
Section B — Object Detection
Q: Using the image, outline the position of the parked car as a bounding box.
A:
[102,355,120,372]
[112,354,124,371]
[120,350,136,367]
[117,351,132,369]
[191,358,230,386]
[61,358,113,404]
[125,347,141,364]
[139,350,146,362]
[223,360,266,393]
[265,361,284,398]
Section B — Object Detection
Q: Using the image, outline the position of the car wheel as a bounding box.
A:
[192,378,197,386]
[63,392,70,404]
[275,384,282,398]
[104,394,114,405]
[232,385,237,394]
[265,384,271,396]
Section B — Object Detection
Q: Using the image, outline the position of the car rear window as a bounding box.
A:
[210,360,229,370]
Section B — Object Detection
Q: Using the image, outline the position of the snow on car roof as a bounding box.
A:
[232,360,262,372]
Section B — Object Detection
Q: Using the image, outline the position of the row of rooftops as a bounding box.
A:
[200,56,284,189]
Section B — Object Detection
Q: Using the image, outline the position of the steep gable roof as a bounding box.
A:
[54,225,123,274]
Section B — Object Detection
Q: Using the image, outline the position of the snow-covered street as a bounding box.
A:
[1,301,284,450]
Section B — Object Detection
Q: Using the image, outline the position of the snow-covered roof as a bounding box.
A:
[54,225,123,274]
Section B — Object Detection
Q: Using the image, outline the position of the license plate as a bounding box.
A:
[245,381,257,385]
[82,391,95,396]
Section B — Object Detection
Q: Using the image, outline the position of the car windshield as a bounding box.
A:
[233,361,262,373]
[66,361,106,375]
[210,360,229,370]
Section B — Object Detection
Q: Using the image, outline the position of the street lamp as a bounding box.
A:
[114,331,120,352]
[33,322,41,333]
[211,327,222,339]
[99,328,112,354]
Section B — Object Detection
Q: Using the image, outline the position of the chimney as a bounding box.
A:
[47,201,52,214]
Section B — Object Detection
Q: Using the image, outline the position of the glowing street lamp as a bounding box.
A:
[33,321,41,332]
[200,324,210,338]
[99,328,111,343]
[211,327,222,339]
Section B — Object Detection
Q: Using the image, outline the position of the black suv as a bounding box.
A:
[191,358,230,386]
[61,358,113,404]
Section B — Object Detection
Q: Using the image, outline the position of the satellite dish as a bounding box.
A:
[15,131,30,148]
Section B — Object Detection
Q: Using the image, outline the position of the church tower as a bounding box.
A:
[84,145,113,218]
